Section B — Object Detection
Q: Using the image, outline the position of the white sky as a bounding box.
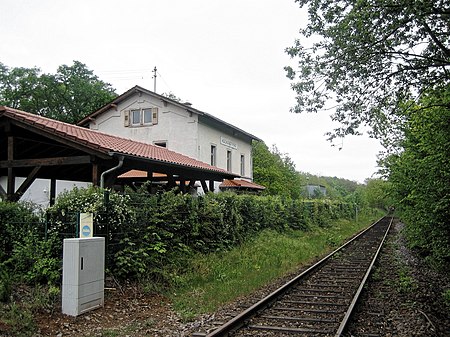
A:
[0,0,383,183]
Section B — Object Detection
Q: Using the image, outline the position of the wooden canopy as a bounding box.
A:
[0,106,238,202]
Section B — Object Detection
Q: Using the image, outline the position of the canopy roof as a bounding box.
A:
[0,106,238,201]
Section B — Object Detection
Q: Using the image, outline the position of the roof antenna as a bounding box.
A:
[152,66,157,93]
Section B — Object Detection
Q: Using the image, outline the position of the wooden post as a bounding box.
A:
[180,179,186,193]
[92,162,99,186]
[200,180,209,194]
[50,178,56,206]
[7,136,15,200]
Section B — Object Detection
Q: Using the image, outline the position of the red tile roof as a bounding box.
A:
[219,179,265,190]
[118,170,166,178]
[0,106,237,177]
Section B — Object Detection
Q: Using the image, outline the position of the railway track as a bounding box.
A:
[195,216,393,337]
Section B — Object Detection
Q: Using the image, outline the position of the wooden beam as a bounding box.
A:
[200,180,209,194]
[9,119,111,159]
[167,174,176,189]
[180,179,186,193]
[13,166,41,200]
[209,180,215,192]
[0,155,92,168]
[50,178,56,206]
[7,136,15,199]
[92,163,100,186]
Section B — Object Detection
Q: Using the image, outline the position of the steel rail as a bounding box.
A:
[335,216,393,336]
[204,216,388,337]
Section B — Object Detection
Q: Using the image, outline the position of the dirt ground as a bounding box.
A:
[3,220,450,336]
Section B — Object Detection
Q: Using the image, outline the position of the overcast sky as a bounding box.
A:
[0,0,383,183]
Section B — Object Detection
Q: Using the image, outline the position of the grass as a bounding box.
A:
[170,211,384,320]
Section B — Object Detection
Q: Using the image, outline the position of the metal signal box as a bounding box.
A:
[62,237,105,316]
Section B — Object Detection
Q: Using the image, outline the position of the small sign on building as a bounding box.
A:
[220,136,238,150]
[79,213,94,238]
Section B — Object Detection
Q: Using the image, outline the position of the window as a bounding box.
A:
[210,145,216,166]
[131,109,141,125]
[154,141,167,148]
[227,150,232,172]
[240,154,245,176]
[143,108,152,124]
[126,107,158,127]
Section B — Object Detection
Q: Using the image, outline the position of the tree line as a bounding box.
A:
[286,0,449,267]
[0,60,116,123]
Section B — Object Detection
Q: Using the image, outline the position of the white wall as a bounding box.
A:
[89,93,199,159]
[0,177,89,209]
[88,91,254,179]
[197,122,253,178]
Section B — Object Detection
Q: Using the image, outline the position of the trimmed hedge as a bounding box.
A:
[1,187,355,284]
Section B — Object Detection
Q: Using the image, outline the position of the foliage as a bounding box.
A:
[46,186,135,235]
[385,86,450,267]
[172,211,381,319]
[7,232,60,285]
[285,0,449,145]
[0,302,36,337]
[0,60,117,123]
[0,268,11,303]
[252,141,304,198]
[161,91,184,102]
[364,178,393,210]
[0,186,359,286]
[443,289,450,308]
[0,201,41,263]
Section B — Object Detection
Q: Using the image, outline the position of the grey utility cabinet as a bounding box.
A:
[62,237,105,316]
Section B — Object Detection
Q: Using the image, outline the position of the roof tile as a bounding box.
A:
[0,106,235,176]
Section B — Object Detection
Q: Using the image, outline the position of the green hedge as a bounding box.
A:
[1,187,355,285]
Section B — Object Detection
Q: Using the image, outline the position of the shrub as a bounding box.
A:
[0,201,41,262]
[0,267,11,302]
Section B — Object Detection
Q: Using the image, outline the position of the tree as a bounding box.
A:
[0,63,42,112]
[364,178,392,210]
[252,141,304,198]
[285,0,450,146]
[0,61,117,123]
[383,86,450,266]
[161,91,183,102]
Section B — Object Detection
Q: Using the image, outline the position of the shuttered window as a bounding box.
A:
[125,107,159,127]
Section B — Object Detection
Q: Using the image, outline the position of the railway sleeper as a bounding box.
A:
[281,300,346,306]
[246,324,333,334]
[261,315,338,323]
[272,306,341,314]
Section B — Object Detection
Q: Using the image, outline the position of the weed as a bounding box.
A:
[0,268,12,303]
[141,318,156,328]
[397,269,418,293]
[101,328,120,337]
[443,289,450,308]
[0,302,36,336]
[28,285,60,312]
[370,268,382,282]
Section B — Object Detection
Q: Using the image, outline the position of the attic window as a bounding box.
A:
[131,109,140,125]
[125,108,159,127]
